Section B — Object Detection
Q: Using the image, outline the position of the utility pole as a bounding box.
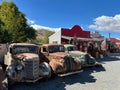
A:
[109,32,110,39]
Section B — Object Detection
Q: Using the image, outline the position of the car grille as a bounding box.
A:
[24,58,39,80]
[64,56,75,72]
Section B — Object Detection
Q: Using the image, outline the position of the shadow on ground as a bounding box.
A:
[59,65,106,84]
[9,65,106,90]
[97,55,120,63]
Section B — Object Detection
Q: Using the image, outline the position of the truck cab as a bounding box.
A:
[39,44,82,76]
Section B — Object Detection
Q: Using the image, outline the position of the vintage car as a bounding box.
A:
[64,44,102,67]
[3,43,51,86]
[39,44,82,76]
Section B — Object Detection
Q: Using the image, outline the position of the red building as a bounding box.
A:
[49,25,104,52]
[61,25,90,44]
[110,38,120,48]
[49,25,94,52]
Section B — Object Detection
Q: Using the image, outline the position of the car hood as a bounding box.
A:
[50,52,67,58]
[15,53,39,60]
[68,51,87,56]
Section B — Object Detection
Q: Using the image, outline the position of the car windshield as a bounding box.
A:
[48,45,65,53]
[67,46,78,51]
[13,45,39,54]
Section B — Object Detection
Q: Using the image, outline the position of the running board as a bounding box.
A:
[58,70,83,77]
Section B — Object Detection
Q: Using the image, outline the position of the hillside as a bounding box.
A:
[36,29,55,37]
[35,29,55,44]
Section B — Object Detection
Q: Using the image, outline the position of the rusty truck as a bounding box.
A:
[39,44,82,77]
[0,43,51,88]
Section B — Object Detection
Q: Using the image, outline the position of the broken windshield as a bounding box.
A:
[13,45,39,54]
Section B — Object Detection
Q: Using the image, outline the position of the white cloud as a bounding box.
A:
[27,18,61,32]
[31,24,61,32]
[89,14,120,32]
[27,18,35,25]
[117,38,120,40]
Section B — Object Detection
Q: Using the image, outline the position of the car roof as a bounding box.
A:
[64,44,76,48]
[42,44,64,47]
[10,43,38,47]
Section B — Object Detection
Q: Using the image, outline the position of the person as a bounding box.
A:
[87,42,94,56]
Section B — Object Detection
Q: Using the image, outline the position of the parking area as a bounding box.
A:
[10,54,120,90]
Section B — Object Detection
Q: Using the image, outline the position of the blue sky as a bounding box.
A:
[0,0,120,39]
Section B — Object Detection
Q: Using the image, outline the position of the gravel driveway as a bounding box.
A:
[9,54,120,90]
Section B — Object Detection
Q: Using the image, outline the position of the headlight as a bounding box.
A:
[7,65,15,72]
[16,64,23,71]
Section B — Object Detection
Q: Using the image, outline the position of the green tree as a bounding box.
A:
[0,1,36,43]
[0,20,2,42]
[25,26,37,42]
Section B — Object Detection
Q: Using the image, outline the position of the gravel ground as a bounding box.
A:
[9,54,120,90]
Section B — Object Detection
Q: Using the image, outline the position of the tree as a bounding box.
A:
[0,1,36,43]
[0,20,2,42]
[0,19,5,42]
[25,26,37,42]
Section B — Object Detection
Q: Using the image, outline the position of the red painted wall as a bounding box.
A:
[61,25,90,38]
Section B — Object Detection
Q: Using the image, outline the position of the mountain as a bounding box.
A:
[36,29,55,37]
